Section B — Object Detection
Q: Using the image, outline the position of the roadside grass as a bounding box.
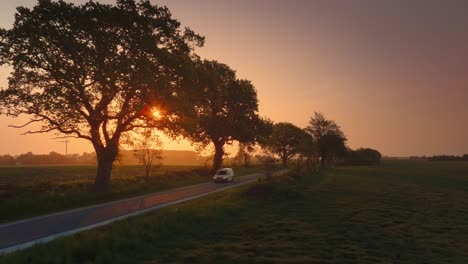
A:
[0,165,261,223]
[1,160,467,263]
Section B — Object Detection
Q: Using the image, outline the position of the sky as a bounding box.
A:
[0,0,467,157]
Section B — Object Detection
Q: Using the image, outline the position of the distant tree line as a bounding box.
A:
[0,152,96,166]
[239,112,382,169]
[410,155,468,161]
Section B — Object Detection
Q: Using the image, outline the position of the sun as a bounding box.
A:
[152,108,162,119]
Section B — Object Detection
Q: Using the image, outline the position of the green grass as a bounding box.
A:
[0,165,261,223]
[1,160,467,263]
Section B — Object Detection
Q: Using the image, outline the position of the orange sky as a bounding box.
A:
[1,0,467,157]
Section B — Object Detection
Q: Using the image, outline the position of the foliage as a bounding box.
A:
[296,131,319,169]
[305,112,347,167]
[343,148,382,165]
[234,143,255,167]
[261,122,305,167]
[0,0,203,192]
[124,129,163,177]
[181,60,266,171]
[256,153,279,180]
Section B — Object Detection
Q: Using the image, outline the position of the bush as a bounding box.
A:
[343,148,382,166]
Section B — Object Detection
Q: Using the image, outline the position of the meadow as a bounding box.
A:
[0,165,261,223]
[1,160,467,263]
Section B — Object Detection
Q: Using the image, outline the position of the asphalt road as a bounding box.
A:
[0,172,263,254]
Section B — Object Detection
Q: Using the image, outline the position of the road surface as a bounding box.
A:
[0,172,264,254]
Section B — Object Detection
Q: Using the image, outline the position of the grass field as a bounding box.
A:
[1,160,467,263]
[0,165,261,223]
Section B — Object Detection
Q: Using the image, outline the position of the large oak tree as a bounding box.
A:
[184,60,266,171]
[0,0,203,192]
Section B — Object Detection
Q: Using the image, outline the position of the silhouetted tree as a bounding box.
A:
[297,131,318,169]
[262,122,305,167]
[305,112,347,167]
[344,148,382,165]
[182,60,265,171]
[257,153,278,180]
[125,129,163,177]
[0,0,203,192]
[235,143,255,168]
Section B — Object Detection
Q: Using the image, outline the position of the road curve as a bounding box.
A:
[0,172,263,254]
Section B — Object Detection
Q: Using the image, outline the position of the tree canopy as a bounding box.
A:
[262,122,305,167]
[305,112,347,167]
[297,131,318,169]
[181,60,266,171]
[0,0,203,191]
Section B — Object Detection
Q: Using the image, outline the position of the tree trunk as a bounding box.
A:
[282,157,288,168]
[243,154,250,168]
[213,140,225,172]
[145,165,150,178]
[93,146,118,193]
[145,150,152,177]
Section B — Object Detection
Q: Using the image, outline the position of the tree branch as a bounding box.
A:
[8,118,45,129]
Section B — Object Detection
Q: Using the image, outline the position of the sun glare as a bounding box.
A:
[152,108,162,119]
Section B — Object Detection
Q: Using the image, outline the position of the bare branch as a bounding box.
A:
[32,113,93,141]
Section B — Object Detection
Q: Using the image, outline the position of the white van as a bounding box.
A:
[213,168,235,183]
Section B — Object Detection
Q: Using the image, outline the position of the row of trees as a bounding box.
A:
[229,114,382,168]
[0,0,268,192]
[0,0,380,192]
[258,112,347,169]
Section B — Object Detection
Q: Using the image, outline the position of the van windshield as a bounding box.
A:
[217,170,228,175]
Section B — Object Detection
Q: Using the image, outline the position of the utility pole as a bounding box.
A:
[54,137,70,156]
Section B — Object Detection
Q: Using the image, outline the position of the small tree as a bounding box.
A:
[297,131,319,170]
[305,112,347,168]
[235,143,255,168]
[261,122,305,167]
[257,153,278,181]
[128,130,163,177]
